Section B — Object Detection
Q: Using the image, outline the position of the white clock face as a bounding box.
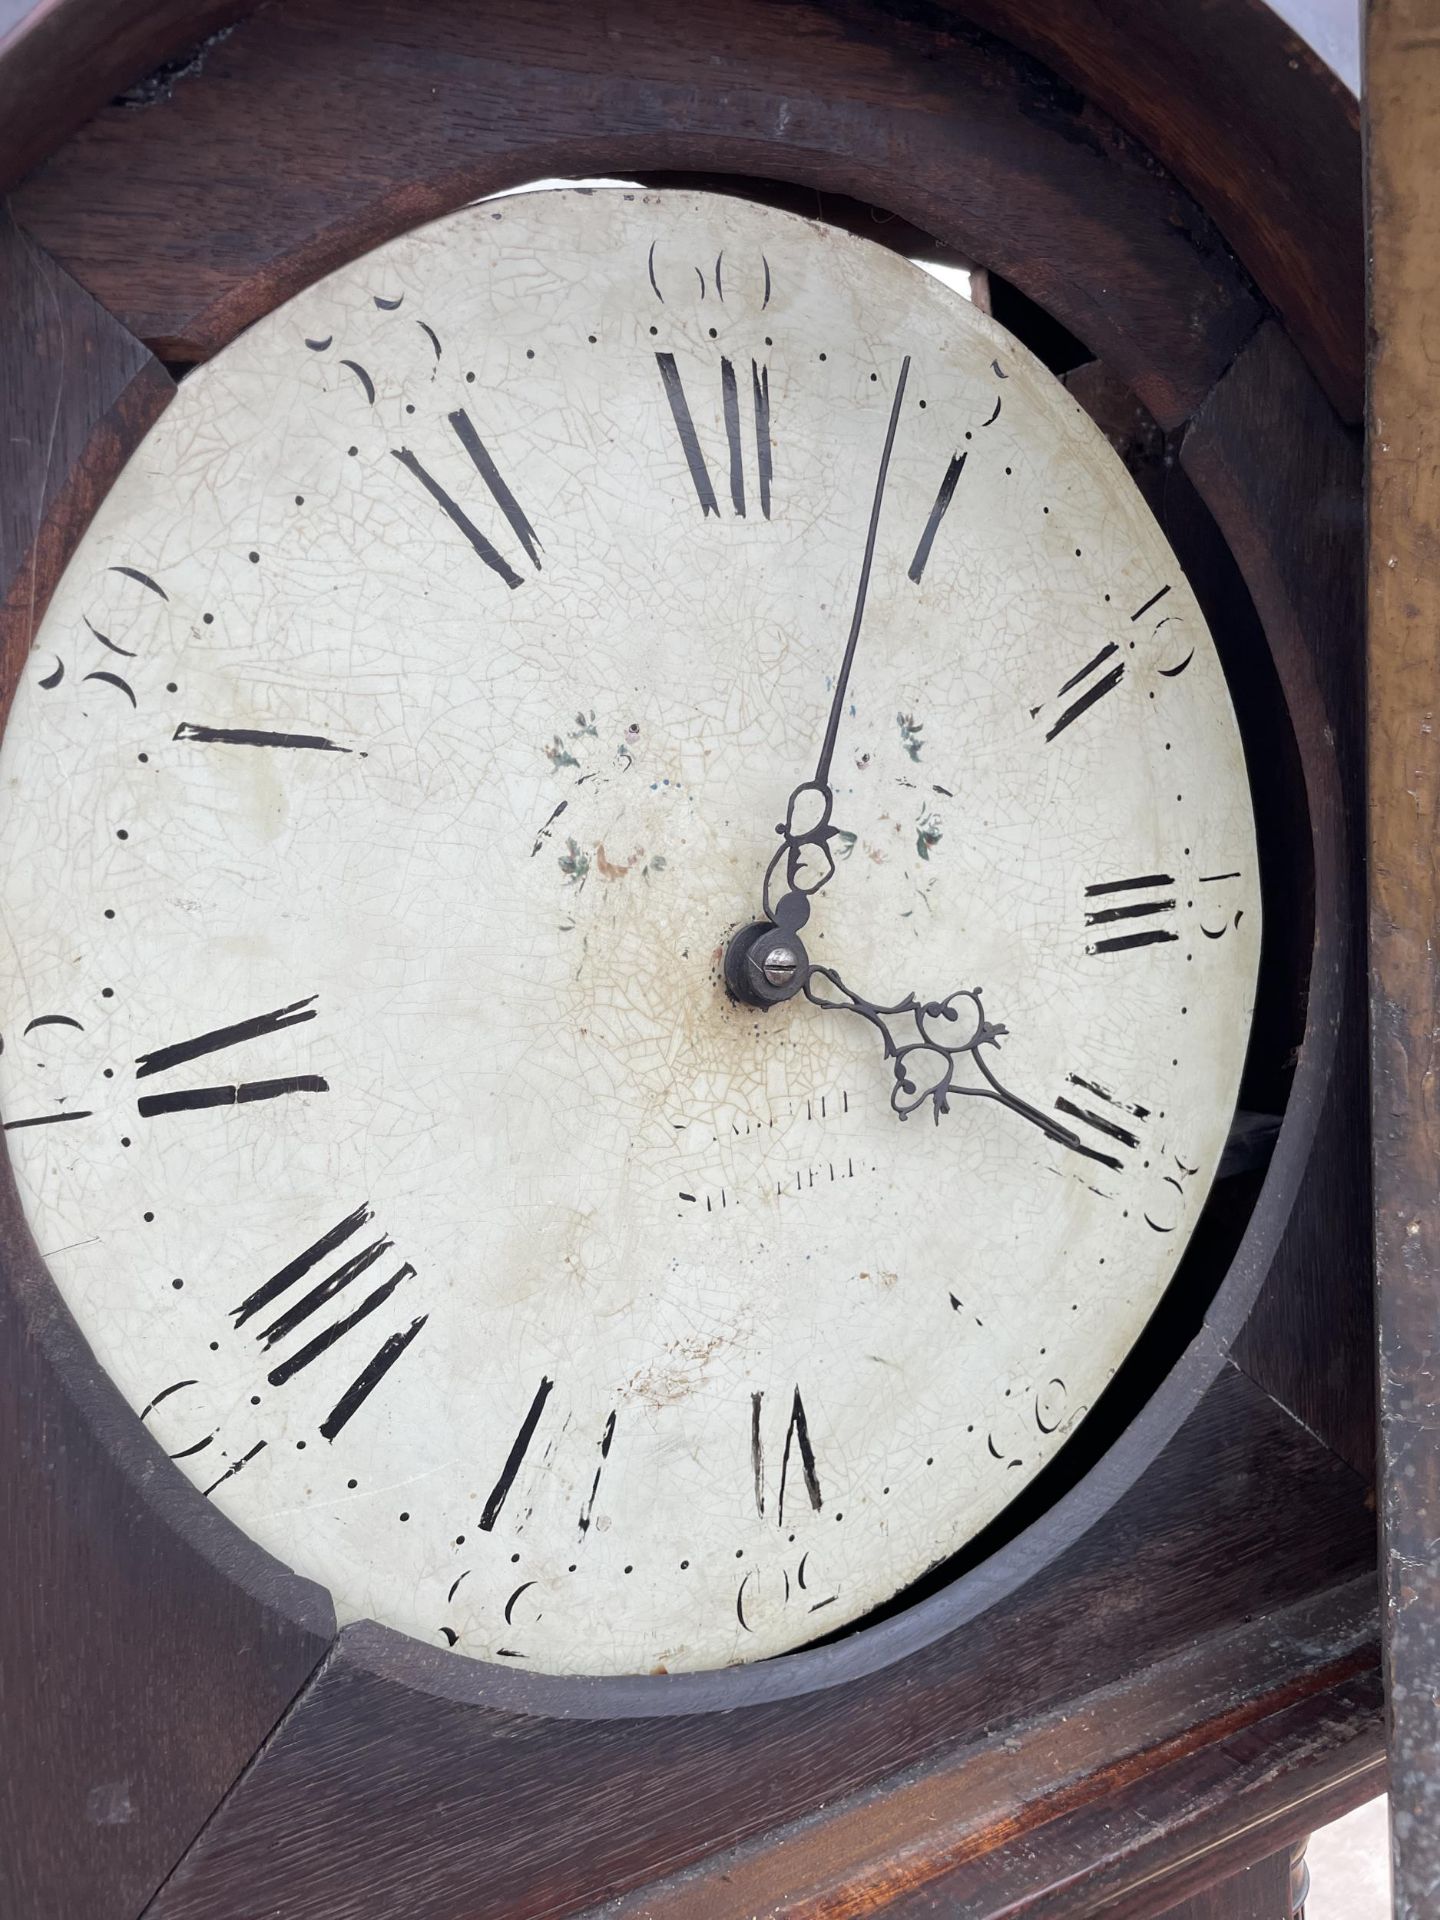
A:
[0,190,1259,1676]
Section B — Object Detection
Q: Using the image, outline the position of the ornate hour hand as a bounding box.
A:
[803,969,1107,1161]
[725,921,1098,1159]
[723,917,1105,1163]
[724,352,1097,1165]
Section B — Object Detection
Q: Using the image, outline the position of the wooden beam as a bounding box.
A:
[1366,4,1440,1914]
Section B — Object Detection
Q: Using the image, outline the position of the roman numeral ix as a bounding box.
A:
[135,994,329,1116]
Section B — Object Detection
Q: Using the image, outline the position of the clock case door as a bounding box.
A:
[0,5,1374,1917]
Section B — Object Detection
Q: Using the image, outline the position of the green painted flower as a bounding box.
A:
[559,837,590,886]
[915,809,943,861]
[897,712,924,762]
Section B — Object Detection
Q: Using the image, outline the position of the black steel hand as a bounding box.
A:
[764,356,911,925]
[802,966,1113,1162]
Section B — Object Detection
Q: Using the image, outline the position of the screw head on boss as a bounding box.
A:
[722,921,810,1007]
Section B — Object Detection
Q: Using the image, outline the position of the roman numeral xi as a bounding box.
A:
[393,407,542,591]
[135,994,328,1117]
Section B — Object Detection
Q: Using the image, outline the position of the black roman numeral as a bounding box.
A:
[656,353,772,520]
[1083,874,1180,954]
[778,1387,822,1526]
[392,406,542,588]
[1033,643,1125,742]
[1131,583,1172,622]
[907,450,967,583]
[752,1386,824,1526]
[172,722,350,754]
[1054,1073,1151,1171]
[135,994,329,1116]
[480,1376,554,1530]
[230,1202,427,1441]
[577,1409,618,1539]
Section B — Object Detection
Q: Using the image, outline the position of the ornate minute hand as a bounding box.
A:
[723,355,1099,1165]
[762,354,911,927]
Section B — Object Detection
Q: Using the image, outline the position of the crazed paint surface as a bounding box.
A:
[0,191,1259,1675]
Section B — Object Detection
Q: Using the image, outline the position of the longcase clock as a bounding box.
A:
[0,4,1376,1917]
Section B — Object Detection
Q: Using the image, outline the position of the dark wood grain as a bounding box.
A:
[144,1365,1375,1920]
[9,0,1262,428]
[0,208,336,1920]
[0,0,255,194]
[1366,6,1440,1916]
[1180,323,1371,1478]
[1154,1850,1299,1920]
[601,1602,1379,1917]
[955,0,1361,424]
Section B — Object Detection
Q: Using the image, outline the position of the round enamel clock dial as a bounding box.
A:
[0,190,1259,1677]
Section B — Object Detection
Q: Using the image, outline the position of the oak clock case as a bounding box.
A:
[0,189,1260,1679]
[0,5,1374,1915]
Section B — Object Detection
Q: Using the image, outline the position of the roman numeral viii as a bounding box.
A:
[135,994,329,1116]
[232,1202,427,1441]
[393,407,542,590]
[656,353,772,519]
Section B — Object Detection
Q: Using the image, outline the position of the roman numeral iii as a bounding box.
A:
[1082,874,1179,954]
